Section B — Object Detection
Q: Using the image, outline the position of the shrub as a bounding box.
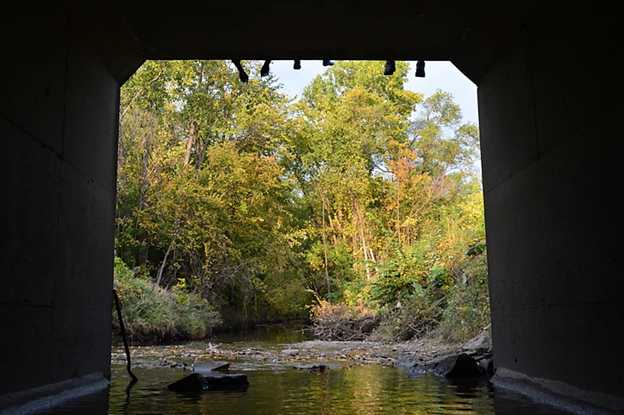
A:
[112,257,221,342]
[371,282,444,342]
[438,252,490,343]
[309,295,379,341]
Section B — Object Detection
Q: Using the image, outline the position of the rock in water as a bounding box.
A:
[204,374,249,390]
[478,358,494,377]
[193,361,230,373]
[167,373,249,392]
[428,353,481,378]
[407,352,482,378]
[443,353,482,378]
[167,373,208,391]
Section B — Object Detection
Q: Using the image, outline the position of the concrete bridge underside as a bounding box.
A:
[1,1,622,412]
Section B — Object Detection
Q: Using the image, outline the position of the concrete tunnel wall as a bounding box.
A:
[0,0,623,412]
[0,4,119,396]
[478,2,624,408]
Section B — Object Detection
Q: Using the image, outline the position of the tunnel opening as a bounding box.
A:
[2,2,623,413]
[112,58,487,346]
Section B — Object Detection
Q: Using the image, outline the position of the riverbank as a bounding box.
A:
[40,323,567,415]
[288,327,493,378]
[289,334,457,356]
[113,326,491,377]
[104,330,546,415]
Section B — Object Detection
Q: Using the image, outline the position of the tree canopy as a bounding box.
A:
[116,60,488,338]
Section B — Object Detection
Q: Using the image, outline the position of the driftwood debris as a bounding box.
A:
[312,316,380,341]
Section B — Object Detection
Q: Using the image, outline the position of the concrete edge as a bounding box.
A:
[0,372,109,415]
[491,367,624,415]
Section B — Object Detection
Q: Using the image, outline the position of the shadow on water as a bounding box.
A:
[122,378,138,414]
[39,326,569,414]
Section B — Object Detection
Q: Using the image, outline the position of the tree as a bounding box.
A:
[117,60,304,326]
[284,61,421,300]
[116,59,487,337]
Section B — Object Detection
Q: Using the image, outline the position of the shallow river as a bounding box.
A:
[40,327,568,414]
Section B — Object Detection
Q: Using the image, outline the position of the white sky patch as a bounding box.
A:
[270,60,479,126]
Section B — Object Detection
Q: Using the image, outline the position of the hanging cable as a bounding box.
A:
[261,60,271,77]
[384,60,396,75]
[415,60,425,77]
[232,60,249,83]
[113,289,138,382]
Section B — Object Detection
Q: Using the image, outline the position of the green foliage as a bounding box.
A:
[116,59,489,342]
[438,252,490,343]
[466,240,487,256]
[112,257,220,341]
[116,60,304,328]
[371,241,428,306]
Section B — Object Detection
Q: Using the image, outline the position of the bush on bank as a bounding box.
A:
[310,249,490,345]
[437,252,489,343]
[112,258,221,342]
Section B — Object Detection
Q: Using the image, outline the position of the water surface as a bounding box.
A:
[40,327,568,414]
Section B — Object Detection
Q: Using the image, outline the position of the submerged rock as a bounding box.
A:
[294,364,328,372]
[407,352,481,378]
[167,373,249,392]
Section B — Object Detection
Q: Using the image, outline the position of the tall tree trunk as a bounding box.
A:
[155,233,178,286]
[370,248,379,277]
[135,132,150,266]
[396,177,401,245]
[139,133,149,210]
[320,192,338,246]
[336,204,345,242]
[353,197,370,280]
[118,68,164,177]
[321,195,330,296]
[184,120,197,169]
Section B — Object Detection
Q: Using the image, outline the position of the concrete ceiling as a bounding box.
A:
[62,0,539,84]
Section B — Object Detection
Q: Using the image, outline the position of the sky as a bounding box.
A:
[269,60,479,126]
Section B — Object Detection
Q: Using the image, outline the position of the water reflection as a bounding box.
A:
[111,366,480,414]
[39,328,570,414]
[104,365,564,414]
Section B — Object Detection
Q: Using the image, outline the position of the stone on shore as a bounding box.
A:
[281,349,299,356]
[400,329,494,379]
[430,353,482,377]
[461,329,492,355]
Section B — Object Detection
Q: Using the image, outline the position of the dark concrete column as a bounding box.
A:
[0,2,141,400]
[478,2,624,410]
